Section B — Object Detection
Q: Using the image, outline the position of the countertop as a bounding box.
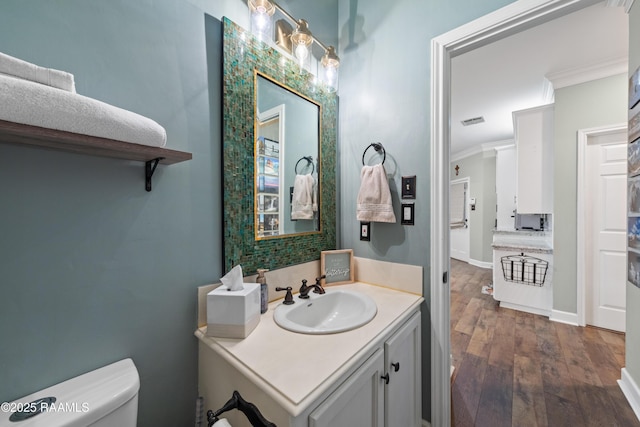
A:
[195,282,423,415]
[492,229,553,254]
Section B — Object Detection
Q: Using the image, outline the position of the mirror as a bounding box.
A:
[255,72,321,239]
[222,17,337,274]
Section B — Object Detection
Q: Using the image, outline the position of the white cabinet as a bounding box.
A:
[513,104,554,214]
[384,312,421,427]
[311,312,421,427]
[309,349,385,427]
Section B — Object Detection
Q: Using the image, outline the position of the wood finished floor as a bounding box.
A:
[450,258,639,427]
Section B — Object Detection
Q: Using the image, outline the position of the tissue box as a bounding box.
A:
[206,283,261,339]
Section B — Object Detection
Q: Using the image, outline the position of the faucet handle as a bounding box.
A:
[315,275,326,287]
[275,286,294,305]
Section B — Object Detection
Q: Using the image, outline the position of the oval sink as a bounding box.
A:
[273,289,377,334]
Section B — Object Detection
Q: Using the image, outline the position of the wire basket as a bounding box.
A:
[501,252,548,287]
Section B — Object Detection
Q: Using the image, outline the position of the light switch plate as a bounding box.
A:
[401,203,415,225]
[402,175,416,199]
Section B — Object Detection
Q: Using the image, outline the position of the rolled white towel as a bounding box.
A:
[0,73,167,148]
[0,51,76,93]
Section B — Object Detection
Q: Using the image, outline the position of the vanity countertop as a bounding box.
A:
[195,282,422,416]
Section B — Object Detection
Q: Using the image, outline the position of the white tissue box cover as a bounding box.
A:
[206,283,261,339]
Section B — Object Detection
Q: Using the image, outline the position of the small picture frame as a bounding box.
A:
[321,249,355,286]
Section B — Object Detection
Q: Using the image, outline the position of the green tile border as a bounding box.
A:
[222,17,337,275]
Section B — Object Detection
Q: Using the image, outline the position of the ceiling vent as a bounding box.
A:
[461,116,485,126]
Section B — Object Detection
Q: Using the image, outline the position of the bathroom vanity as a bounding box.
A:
[195,281,422,427]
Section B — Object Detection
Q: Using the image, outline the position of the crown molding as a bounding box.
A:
[451,139,513,162]
[605,0,635,12]
[546,57,628,90]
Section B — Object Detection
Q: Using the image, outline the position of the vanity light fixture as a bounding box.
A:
[247,0,341,91]
[248,0,275,44]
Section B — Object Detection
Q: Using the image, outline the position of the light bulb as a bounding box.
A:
[295,44,309,62]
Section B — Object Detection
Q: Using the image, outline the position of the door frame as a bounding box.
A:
[429,1,600,425]
[576,123,627,327]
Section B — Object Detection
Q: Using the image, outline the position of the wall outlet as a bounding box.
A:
[360,222,371,241]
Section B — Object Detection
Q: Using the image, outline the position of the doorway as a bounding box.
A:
[429,1,620,425]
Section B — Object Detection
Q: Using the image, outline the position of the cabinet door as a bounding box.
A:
[309,349,384,427]
[514,104,553,214]
[384,312,421,427]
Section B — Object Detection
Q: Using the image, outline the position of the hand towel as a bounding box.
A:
[291,174,317,220]
[0,51,76,93]
[356,163,396,223]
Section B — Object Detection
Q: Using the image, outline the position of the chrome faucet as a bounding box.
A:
[298,277,325,299]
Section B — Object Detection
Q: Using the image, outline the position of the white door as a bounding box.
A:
[450,178,469,262]
[585,130,627,332]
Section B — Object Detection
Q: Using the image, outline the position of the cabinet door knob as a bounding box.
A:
[391,362,400,372]
[381,373,390,385]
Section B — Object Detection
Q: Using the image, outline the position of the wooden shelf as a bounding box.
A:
[0,119,192,191]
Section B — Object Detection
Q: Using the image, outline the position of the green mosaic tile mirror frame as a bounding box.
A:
[222,17,337,274]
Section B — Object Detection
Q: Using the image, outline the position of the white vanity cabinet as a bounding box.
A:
[309,348,385,427]
[196,284,423,427]
[513,104,554,214]
[383,312,421,427]
[309,312,421,427]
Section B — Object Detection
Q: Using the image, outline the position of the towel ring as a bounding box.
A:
[295,156,314,175]
[362,142,386,166]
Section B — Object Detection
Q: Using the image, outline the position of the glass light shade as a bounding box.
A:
[291,19,313,70]
[248,0,275,44]
[321,46,339,92]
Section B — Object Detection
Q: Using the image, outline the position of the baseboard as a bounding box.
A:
[549,309,579,326]
[500,301,550,317]
[468,258,493,269]
[619,368,640,422]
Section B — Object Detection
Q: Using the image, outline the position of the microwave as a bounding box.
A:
[515,213,545,231]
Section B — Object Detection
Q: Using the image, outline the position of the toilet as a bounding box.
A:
[0,358,139,426]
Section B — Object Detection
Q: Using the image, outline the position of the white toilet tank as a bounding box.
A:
[0,358,140,427]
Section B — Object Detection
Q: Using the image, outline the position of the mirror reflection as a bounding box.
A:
[255,72,321,239]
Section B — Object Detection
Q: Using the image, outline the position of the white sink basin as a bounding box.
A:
[273,289,378,334]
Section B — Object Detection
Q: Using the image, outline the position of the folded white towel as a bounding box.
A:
[356,163,396,223]
[0,73,167,148]
[291,174,317,220]
[0,51,76,93]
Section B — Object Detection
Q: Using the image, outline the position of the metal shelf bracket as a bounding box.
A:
[145,157,163,192]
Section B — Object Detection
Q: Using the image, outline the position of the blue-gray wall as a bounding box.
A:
[0,1,337,425]
[0,2,221,425]
[336,0,515,420]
